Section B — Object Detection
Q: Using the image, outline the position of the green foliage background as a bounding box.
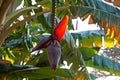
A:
[0,0,120,80]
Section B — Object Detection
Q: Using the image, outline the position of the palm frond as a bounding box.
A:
[70,0,120,44]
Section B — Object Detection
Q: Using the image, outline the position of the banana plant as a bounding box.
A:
[0,0,120,80]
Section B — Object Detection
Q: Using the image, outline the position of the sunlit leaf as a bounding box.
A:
[71,30,104,48]
[4,7,38,28]
[93,36,102,48]
[106,27,110,36]
[75,71,88,80]
[5,54,14,64]
[80,37,93,48]
[104,36,114,48]
[80,47,98,60]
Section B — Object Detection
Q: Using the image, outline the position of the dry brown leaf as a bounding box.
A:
[113,0,120,7]
[104,0,112,2]
[116,34,120,45]
[82,13,90,21]
[88,16,93,24]
[101,21,107,28]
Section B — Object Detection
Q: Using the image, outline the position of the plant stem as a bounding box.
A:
[0,0,13,25]
[52,0,56,29]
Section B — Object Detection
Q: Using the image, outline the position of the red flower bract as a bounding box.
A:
[52,15,68,40]
[31,15,68,70]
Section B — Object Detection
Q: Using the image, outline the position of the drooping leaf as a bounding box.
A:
[4,7,38,28]
[71,30,104,38]
[4,38,23,48]
[93,55,120,73]
[64,30,75,48]
[70,0,120,44]
[86,59,120,76]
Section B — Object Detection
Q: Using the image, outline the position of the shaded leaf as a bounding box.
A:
[11,64,33,70]
[71,30,104,38]
[15,67,75,79]
[4,38,23,48]
[0,60,11,72]
[34,7,51,29]
[27,52,48,66]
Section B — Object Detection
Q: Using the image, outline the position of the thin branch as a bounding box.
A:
[0,6,70,46]
[6,6,70,36]
[6,10,50,35]
[33,0,50,6]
